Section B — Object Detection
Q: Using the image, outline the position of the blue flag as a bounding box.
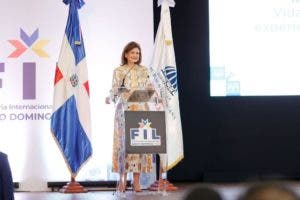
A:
[50,0,92,176]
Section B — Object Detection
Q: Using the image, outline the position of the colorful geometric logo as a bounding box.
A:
[8,28,49,58]
[138,119,152,128]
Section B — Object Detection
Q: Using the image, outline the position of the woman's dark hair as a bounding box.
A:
[121,41,142,65]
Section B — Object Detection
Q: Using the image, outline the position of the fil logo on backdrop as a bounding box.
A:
[130,119,161,146]
[5,28,49,99]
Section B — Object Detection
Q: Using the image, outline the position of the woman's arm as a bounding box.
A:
[106,69,119,104]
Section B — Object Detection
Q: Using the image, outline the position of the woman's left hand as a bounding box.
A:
[146,83,154,90]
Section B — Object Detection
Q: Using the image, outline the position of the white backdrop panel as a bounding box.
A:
[0,0,153,191]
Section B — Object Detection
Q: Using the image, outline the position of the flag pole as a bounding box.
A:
[149,154,178,191]
[148,0,183,191]
[51,0,92,193]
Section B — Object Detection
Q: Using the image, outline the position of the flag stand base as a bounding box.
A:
[148,157,178,191]
[148,179,178,191]
[59,177,88,193]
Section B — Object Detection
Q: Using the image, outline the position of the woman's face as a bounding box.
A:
[125,47,140,64]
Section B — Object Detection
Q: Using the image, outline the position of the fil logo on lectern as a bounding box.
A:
[130,119,161,146]
[3,28,50,100]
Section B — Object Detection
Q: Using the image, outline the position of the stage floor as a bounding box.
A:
[14,182,300,200]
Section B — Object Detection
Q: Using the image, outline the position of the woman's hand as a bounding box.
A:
[146,83,154,90]
[155,97,163,104]
[122,91,131,101]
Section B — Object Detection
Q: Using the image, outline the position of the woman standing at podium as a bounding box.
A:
[106,41,158,192]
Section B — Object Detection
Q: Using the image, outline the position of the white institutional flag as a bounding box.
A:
[150,0,184,170]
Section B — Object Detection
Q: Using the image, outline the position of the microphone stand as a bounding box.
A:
[118,65,134,93]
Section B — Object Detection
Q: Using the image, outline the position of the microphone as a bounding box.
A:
[119,65,135,93]
[120,78,125,88]
[118,78,127,93]
[120,65,135,88]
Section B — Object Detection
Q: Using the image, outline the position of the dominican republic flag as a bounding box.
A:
[51,0,92,176]
[150,0,184,170]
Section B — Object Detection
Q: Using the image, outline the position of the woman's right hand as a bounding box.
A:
[146,83,154,90]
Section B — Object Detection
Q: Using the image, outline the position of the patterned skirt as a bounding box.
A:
[112,102,152,173]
